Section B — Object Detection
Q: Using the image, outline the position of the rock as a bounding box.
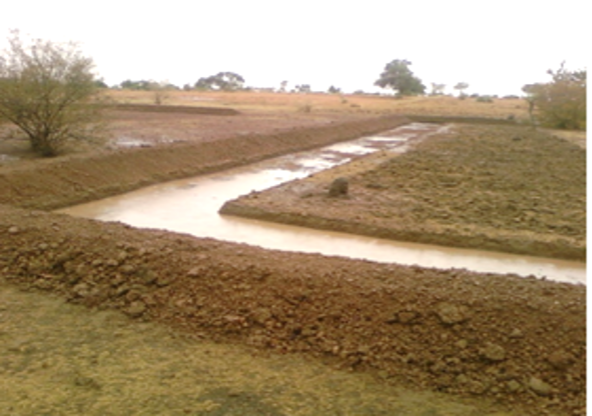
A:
[126,301,146,317]
[547,350,574,370]
[328,177,349,197]
[480,342,506,361]
[455,339,468,349]
[434,302,470,325]
[7,226,19,234]
[72,282,91,297]
[509,328,523,338]
[74,375,101,389]
[120,264,136,274]
[398,311,418,324]
[251,308,273,325]
[142,271,157,284]
[528,377,553,396]
[187,266,205,278]
[455,374,469,384]
[506,380,522,392]
[155,276,170,287]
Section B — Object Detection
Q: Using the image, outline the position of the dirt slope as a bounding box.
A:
[0,204,585,415]
[0,116,410,210]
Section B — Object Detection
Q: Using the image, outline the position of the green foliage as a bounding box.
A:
[523,63,586,130]
[374,59,425,96]
[0,31,103,156]
[194,72,245,91]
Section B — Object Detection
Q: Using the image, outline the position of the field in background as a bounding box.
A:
[106,90,530,120]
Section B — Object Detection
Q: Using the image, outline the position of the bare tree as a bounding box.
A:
[0,31,103,156]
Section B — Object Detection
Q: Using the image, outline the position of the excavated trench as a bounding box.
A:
[0,116,586,415]
[57,123,585,284]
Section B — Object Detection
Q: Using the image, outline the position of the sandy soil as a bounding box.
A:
[0,101,586,415]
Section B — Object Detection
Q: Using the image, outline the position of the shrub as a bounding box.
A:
[0,31,103,156]
[523,63,586,130]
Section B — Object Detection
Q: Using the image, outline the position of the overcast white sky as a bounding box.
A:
[1,0,588,96]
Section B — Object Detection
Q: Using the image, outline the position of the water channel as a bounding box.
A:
[57,123,586,285]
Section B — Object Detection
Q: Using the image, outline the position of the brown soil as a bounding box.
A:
[3,285,522,415]
[0,102,586,415]
[221,124,586,261]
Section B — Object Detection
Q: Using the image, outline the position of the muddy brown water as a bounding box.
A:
[57,123,585,285]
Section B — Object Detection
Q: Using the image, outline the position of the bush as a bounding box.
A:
[523,63,586,130]
[0,31,103,156]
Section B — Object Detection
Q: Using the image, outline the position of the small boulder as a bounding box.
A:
[480,342,506,362]
[434,302,470,325]
[126,301,146,318]
[528,377,553,396]
[547,350,574,370]
[328,177,349,197]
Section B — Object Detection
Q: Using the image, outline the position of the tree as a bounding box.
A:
[430,83,446,96]
[522,63,586,130]
[94,78,108,89]
[453,82,469,98]
[294,84,311,93]
[120,79,152,90]
[194,72,245,91]
[0,31,102,156]
[328,85,341,94]
[374,59,425,96]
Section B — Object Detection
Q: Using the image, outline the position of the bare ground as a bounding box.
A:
[0,103,586,415]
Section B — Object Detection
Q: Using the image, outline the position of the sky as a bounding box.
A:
[1,0,588,96]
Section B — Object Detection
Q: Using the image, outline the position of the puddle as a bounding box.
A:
[111,136,185,148]
[111,136,152,148]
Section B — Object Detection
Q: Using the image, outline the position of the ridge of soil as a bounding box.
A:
[0,115,410,210]
[109,103,242,116]
[0,109,586,415]
[220,124,586,261]
[0,204,585,415]
[4,285,522,415]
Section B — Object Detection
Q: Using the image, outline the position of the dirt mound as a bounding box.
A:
[110,103,241,116]
[0,204,585,415]
[0,116,410,210]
